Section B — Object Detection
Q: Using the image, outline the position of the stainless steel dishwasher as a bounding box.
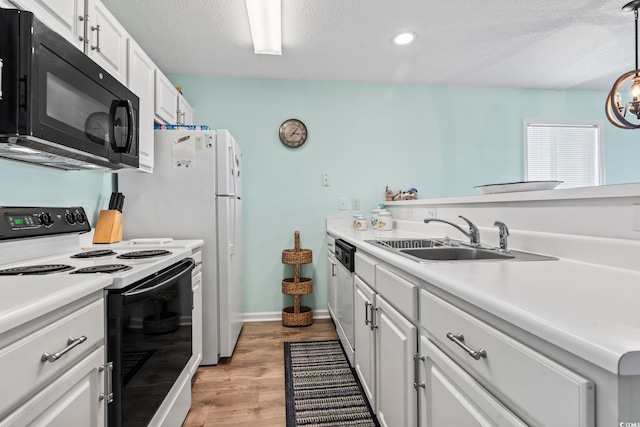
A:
[334,239,356,367]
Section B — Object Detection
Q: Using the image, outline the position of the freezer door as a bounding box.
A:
[216,196,243,358]
[216,129,241,197]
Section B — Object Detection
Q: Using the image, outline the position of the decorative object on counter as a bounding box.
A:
[353,214,367,231]
[279,118,308,148]
[377,211,393,230]
[370,208,382,229]
[474,180,562,194]
[391,187,418,200]
[606,0,640,129]
[93,192,125,243]
[385,186,393,201]
[281,231,313,326]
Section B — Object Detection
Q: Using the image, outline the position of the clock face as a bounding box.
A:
[279,119,308,148]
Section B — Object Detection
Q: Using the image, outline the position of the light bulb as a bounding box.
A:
[392,32,416,46]
[631,77,640,100]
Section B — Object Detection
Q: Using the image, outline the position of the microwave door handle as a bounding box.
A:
[108,100,135,153]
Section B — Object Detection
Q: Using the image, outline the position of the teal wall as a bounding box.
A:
[168,76,640,315]
[0,159,114,224]
[3,75,640,316]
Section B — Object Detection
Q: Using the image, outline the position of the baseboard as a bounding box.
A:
[244,309,330,323]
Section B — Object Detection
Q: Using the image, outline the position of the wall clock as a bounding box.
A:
[279,119,308,148]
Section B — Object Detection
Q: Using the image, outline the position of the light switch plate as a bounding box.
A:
[339,197,348,210]
[351,198,360,211]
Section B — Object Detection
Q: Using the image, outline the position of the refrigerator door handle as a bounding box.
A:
[228,198,236,256]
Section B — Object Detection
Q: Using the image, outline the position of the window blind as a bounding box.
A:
[525,122,603,188]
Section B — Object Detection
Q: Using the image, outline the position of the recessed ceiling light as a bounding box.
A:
[392,32,416,46]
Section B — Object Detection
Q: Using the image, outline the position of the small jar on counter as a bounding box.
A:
[377,211,392,230]
[370,209,382,229]
[353,215,368,231]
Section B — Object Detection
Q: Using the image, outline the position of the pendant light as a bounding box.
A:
[606,0,640,129]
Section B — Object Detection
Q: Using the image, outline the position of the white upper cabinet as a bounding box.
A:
[86,0,128,84]
[127,38,155,172]
[177,93,193,125]
[9,0,84,49]
[154,69,179,124]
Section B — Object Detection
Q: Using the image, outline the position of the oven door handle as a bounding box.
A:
[122,258,195,303]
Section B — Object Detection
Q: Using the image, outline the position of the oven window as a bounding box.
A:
[109,260,193,427]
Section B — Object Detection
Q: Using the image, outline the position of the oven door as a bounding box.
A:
[0,9,139,169]
[107,258,194,427]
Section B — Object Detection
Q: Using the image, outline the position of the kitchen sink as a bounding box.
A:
[365,238,445,249]
[365,238,556,263]
[400,247,513,261]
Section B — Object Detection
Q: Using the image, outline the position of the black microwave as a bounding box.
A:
[0,8,139,171]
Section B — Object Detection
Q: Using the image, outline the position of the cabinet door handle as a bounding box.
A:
[91,24,101,52]
[99,362,114,403]
[331,262,336,277]
[364,301,371,326]
[370,306,378,330]
[413,353,426,390]
[446,332,487,360]
[41,335,87,363]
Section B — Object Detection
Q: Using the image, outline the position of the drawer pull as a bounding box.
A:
[41,336,87,363]
[446,332,487,360]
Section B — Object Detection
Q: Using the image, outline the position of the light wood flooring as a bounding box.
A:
[182,319,338,427]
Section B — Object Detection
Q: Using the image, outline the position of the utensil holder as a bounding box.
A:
[93,210,122,244]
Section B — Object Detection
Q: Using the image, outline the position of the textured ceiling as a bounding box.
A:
[100,0,637,91]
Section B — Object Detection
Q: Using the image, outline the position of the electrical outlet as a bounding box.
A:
[322,173,330,187]
[339,197,348,210]
[426,208,437,218]
[351,198,360,211]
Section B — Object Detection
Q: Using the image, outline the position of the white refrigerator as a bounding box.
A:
[119,128,243,365]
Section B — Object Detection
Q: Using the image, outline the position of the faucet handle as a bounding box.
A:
[458,215,480,246]
[494,221,509,252]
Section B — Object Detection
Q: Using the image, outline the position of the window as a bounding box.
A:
[524,119,604,188]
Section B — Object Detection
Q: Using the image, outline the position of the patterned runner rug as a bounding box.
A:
[284,340,379,427]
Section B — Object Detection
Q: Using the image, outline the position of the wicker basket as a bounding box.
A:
[282,305,313,327]
[281,249,312,265]
[282,277,313,295]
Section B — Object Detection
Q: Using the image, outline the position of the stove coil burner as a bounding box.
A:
[71,249,117,258]
[0,264,75,276]
[71,264,133,274]
[117,250,172,259]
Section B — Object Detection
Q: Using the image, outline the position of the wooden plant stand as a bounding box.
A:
[281,231,313,327]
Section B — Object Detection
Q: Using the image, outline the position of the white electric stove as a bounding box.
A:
[0,206,197,427]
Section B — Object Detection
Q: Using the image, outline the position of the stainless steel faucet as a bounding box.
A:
[423,215,481,247]
[494,221,510,252]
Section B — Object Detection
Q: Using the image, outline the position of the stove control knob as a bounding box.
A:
[75,212,86,224]
[65,213,76,224]
[39,212,53,226]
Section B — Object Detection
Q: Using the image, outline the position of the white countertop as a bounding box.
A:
[0,274,112,336]
[328,224,640,375]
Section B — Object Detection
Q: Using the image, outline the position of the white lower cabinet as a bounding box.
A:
[420,289,595,426]
[353,262,418,427]
[354,276,376,410]
[0,294,107,426]
[376,295,417,427]
[419,334,526,427]
[0,347,106,427]
[327,252,338,321]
